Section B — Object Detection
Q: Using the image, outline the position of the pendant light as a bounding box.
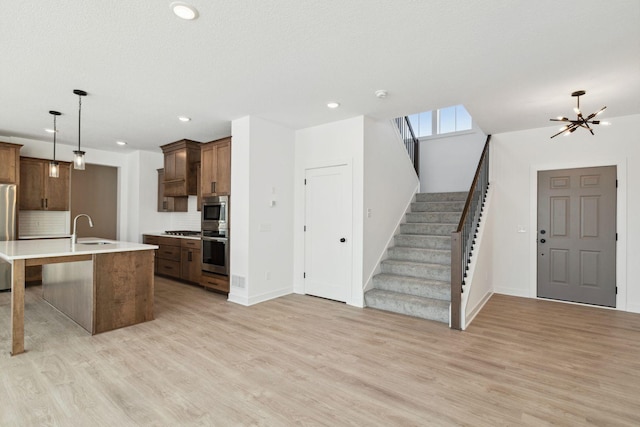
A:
[73,89,87,170]
[49,110,61,178]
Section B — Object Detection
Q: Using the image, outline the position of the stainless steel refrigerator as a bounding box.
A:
[0,184,17,291]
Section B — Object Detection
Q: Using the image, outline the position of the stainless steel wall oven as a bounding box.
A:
[201,230,228,275]
[201,196,229,275]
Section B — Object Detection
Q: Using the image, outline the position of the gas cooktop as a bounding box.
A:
[164,230,201,236]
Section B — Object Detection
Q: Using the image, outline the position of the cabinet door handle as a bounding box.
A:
[45,199,48,209]
[163,201,167,210]
[211,182,216,193]
[188,251,192,262]
[41,198,44,209]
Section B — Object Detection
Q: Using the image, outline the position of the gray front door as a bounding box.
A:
[537,166,617,307]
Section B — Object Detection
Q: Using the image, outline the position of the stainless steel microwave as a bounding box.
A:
[202,196,228,230]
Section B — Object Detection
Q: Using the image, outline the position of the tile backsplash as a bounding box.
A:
[170,196,201,230]
[19,211,70,237]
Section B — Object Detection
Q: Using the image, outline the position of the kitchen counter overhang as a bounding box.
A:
[0,238,159,356]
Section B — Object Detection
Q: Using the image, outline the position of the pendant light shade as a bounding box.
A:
[49,110,61,178]
[73,89,87,170]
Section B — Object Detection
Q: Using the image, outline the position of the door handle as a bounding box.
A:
[540,239,546,244]
[340,238,346,242]
[540,230,546,235]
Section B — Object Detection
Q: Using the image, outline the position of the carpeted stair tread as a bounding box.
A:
[387,246,451,265]
[364,289,449,323]
[411,201,466,212]
[380,259,450,281]
[415,192,468,202]
[399,222,457,236]
[405,211,461,223]
[372,273,451,300]
[394,233,451,249]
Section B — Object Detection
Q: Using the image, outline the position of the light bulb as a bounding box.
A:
[49,161,59,178]
[74,150,86,170]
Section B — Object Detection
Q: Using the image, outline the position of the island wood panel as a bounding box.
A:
[92,250,154,334]
[10,259,25,355]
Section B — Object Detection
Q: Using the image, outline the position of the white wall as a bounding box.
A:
[490,114,639,313]
[294,116,365,307]
[419,125,486,193]
[462,187,494,329]
[229,117,251,303]
[363,117,420,293]
[229,116,295,306]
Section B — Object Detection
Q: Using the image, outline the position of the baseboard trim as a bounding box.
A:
[464,290,493,330]
[627,304,640,314]
[494,287,530,298]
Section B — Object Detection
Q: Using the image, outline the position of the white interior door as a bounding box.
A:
[304,164,352,302]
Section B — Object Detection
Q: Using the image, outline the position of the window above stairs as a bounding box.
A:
[408,105,473,138]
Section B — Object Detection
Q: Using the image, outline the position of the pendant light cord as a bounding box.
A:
[77,94,82,151]
[53,114,57,160]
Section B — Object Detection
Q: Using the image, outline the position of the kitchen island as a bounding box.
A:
[0,238,158,356]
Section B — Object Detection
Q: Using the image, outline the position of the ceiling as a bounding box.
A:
[1,0,639,154]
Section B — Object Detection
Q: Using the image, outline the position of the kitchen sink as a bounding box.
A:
[77,240,114,245]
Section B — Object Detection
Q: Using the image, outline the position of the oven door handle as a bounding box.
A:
[202,237,228,243]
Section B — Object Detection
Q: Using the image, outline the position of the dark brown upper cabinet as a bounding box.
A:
[19,157,70,211]
[160,139,201,197]
[0,141,21,184]
[200,137,231,198]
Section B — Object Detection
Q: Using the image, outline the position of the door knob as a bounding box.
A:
[540,230,546,234]
[340,238,346,242]
[540,238,546,243]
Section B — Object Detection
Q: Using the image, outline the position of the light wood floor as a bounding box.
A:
[1,278,640,426]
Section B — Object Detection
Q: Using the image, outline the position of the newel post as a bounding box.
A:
[450,231,462,330]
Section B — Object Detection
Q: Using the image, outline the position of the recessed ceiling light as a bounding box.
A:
[170,2,199,20]
[116,141,127,146]
[327,102,340,109]
[178,116,191,122]
[375,90,388,99]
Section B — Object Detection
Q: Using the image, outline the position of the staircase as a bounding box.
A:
[364,191,467,324]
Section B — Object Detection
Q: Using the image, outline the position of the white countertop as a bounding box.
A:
[19,234,72,240]
[0,237,158,262]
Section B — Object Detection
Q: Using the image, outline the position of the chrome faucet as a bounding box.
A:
[72,214,94,244]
